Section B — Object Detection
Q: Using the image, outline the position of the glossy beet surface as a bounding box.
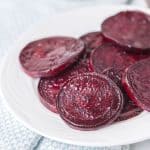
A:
[90,44,137,77]
[122,58,150,111]
[103,68,143,121]
[90,44,146,120]
[80,32,106,52]
[19,37,84,78]
[102,11,150,51]
[57,73,124,130]
[38,57,92,113]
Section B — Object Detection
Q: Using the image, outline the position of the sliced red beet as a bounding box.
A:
[38,57,92,113]
[102,11,150,52]
[90,44,150,79]
[57,73,124,130]
[80,32,106,52]
[19,36,85,78]
[90,44,146,120]
[122,58,150,111]
[90,44,137,75]
[103,68,143,121]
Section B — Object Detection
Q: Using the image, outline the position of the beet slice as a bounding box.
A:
[102,11,150,51]
[57,73,124,130]
[90,44,149,81]
[19,36,84,78]
[122,58,150,111]
[80,32,106,52]
[103,68,143,121]
[38,57,92,113]
[116,93,142,121]
[90,44,146,120]
[90,44,137,75]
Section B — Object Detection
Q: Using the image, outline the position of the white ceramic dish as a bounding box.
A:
[0,5,150,147]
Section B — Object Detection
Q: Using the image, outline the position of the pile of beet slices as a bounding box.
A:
[19,11,150,130]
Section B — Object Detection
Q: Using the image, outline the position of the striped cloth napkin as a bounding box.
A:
[0,0,147,150]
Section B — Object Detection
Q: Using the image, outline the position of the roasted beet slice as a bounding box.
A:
[19,36,84,78]
[38,58,92,113]
[38,78,58,113]
[102,11,150,51]
[91,44,146,120]
[80,32,106,52]
[57,73,124,130]
[103,68,143,121]
[122,58,150,111]
[90,44,137,75]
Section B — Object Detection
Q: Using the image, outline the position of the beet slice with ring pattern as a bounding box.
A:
[122,58,150,111]
[103,67,143,121]
[38,57,92,113]
[90,44,146,121]
[57,73,124,130]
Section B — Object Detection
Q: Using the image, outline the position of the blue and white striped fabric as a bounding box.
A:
[0,0,147,150]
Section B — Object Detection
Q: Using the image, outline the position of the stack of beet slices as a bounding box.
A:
[19,10,150,130]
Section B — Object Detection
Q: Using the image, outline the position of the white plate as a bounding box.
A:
[0,5,150,147]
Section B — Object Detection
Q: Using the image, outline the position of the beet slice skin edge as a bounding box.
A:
[57,73,124,130]
[122,58,150,111]
[80,32,107,52]
[19,36,85,78]
[89,43,144,86]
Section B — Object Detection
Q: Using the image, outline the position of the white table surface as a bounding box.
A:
[0,0,149,150]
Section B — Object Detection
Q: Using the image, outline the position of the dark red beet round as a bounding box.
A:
[19,36,84,78]
[122,58,150,111]
[90,44,137,76]
[80,32,106,52]
[103,68,143,121]
[57,73,124,130]
[38,58,92,113]
[102,11,150,51]
[90,44,150,81]
[38,78,58,113]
